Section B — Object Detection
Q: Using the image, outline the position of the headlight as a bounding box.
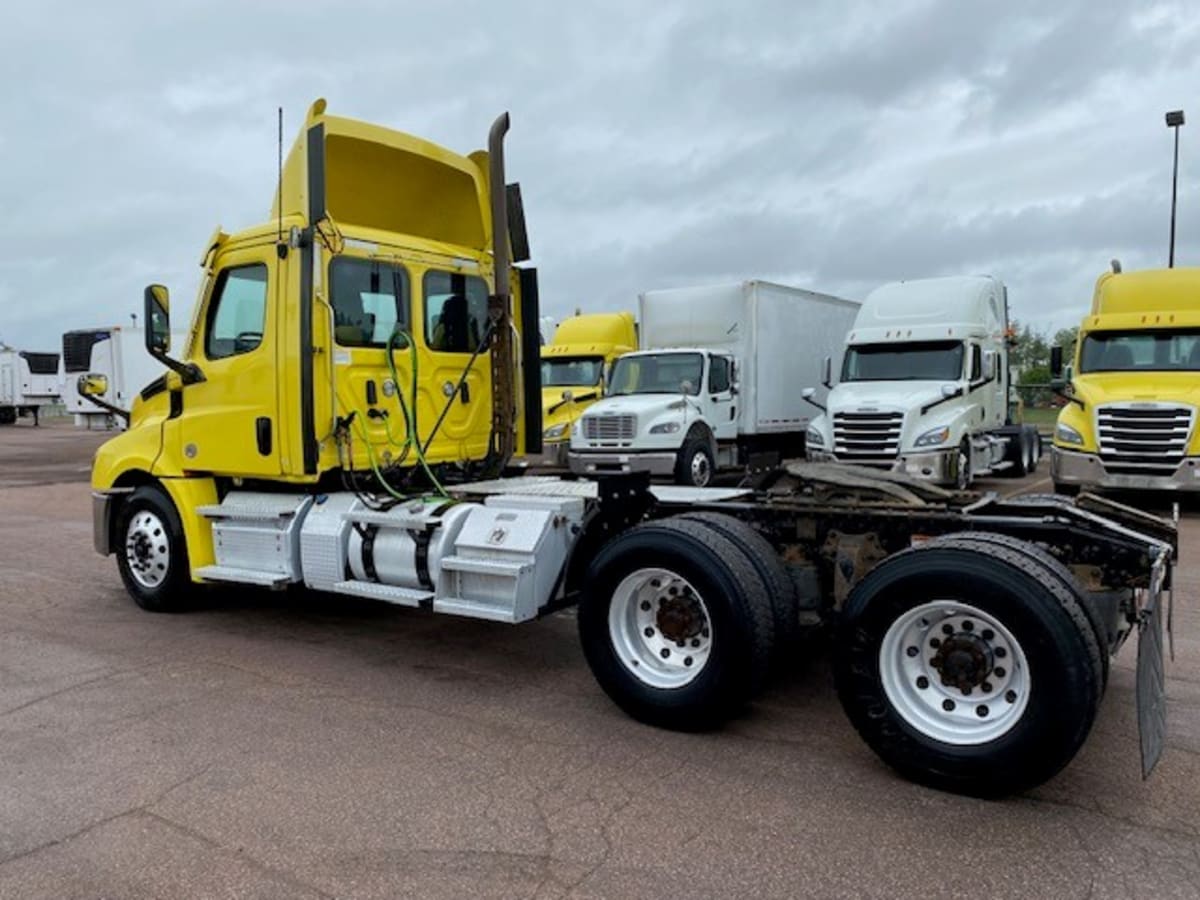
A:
[806,427,824,447]
[649,421,681,435]
[1055,422,1084,446]
[914,425,951,447]
[544,422,568,440]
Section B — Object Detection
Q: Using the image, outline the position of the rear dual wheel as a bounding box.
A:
[834,535,1103,796]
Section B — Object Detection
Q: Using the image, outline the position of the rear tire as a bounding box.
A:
[675,512,800,655]
[115,485,193,613]
[833,538,1103,796]
[578,518,775,730]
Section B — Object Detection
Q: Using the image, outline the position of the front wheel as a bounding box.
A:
[674,435,714,487]
[834,537,1103,796]
[115,485,193,612]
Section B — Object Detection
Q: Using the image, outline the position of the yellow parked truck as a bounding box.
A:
[538,311,636,465]
[89,102,1177,796]
[1051,266,1200,493]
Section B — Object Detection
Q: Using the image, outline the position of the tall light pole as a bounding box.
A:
[1166,109,1185,268]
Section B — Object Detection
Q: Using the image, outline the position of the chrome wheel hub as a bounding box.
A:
[125,511,170,589]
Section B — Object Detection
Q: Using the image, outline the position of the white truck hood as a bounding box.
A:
[827,381,948,413]
[581,394,691,417]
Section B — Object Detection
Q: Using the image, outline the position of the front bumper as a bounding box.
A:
[568,449,678,477]
[92,491,114,555]
[809,447,958,485]
[1052,446,1200,491]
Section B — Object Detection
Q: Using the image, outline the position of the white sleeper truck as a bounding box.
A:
[805,275,1040,489]
[569,281,859,486]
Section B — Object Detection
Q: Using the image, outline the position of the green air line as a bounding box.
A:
[387,329,448,497]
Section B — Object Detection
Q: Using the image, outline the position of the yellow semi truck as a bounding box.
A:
[88,101,1177,796]
[538,311,636,465]
[1051,266,1200,494]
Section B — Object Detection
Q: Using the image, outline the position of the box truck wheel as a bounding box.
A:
[833,537,1103,796]
[578,518,775,730]
[675,431,714,487]
[116,486,193,613]
[675,511,801,654]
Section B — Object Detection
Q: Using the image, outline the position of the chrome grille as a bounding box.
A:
[583,414,636,442]
[1097,405,1194,475]
[833,411,903,463]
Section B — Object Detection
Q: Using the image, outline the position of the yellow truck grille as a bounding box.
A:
[1097,404,1194,474]
[833,411,903,464]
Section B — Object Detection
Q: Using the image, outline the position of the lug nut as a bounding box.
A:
[691,639,701,648]
[1005,690,1017,703]
[916,676,929,689]
[650,579,661,588]
[976,705,989,718]
[981,682,993,693]
[994,666,1006,678]
[660,648,670,659]
[981,629,994,641]
[961,620,974,632]
[906,646,918,657]
[995,647,1007,659]
[684,657,693,667]
[929,637,941,648]
[942,699,956,712]
[640,601,651,612]
[644,627,654,637]
[962,686,972,696]
[942,623,954,635]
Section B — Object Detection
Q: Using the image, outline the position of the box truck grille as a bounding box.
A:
[1097,405,1194,475]
[62,331,110,373]
[833,411,903,463]
[583,414,636,442]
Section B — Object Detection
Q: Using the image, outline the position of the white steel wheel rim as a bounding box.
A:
[879,600,1030,745]
[690,451,711,486]
[125,510,171,589]
[608,567,713,689]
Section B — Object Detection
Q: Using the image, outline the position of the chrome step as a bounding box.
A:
[328,579,432,607]
[193,565,292,589]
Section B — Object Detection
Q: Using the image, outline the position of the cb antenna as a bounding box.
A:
[277,107,284,245]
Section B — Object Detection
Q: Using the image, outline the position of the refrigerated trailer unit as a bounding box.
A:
[0,348,61,425]
[61,326,182,428]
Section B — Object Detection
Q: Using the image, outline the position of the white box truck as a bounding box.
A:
[568,281,859,485]
[60,326,184,429]
[804,275,1041,489]
[0,347,62,425]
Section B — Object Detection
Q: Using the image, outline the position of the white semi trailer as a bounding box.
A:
[805,276,1040,489]
[61,325,184,428]
[0,347,61,425]
[569,281,859,485]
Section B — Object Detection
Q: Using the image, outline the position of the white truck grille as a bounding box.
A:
[1097,404,1194,475]
[833,411,903,464]
[583,414,636,442]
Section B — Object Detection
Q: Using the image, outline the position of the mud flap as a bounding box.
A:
[1136,553,1169,779]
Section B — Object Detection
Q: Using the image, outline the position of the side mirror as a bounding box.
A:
[941,383,958,398]
[982,350,996,381]
[1049,345,1064,381]
[680,379,694,395]
[144,284,171,355]
[801,387,816,400]
[561,389,574,402]
[821,356,832,388]
[78,373,109,398]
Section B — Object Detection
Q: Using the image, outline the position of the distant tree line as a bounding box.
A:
[1009,322,1079,385]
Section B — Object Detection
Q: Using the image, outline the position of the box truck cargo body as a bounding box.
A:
[61,326,184,428]
[0,349,62,425]
[569,281,858,485]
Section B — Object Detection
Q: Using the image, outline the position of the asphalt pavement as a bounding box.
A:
[1,419,1197,898]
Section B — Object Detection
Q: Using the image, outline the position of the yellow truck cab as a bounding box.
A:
[90,99,542,605]
[538,311,636,465]
[1051,266,1200,493]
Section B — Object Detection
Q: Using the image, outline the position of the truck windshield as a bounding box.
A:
[542,356,604,387]
[842,341,964,382]
[609,353,703,396]
[1079,329,1200,373]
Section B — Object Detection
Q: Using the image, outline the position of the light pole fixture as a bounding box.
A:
[1166,109,1185,268]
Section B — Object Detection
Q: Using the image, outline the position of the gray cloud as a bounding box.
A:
[2,0,1199,354]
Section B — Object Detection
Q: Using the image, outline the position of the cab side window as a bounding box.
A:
[970,345,982,381]
[205,264,268,360]
[424,270,489,353]
[708,356,731,393]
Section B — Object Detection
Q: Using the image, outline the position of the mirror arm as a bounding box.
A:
[75,378,130,423]
[1052,383,1084,411]
[150,349,205,385]
[802,395,826,413]
[921,387,963,415]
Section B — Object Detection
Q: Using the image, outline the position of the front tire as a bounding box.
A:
[675,434,714,487]
[578,518,775,730]
[954,439,971,490]
[115,485,192,612]
[834,537,1103,796]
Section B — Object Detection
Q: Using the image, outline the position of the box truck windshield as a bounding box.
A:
[609,352,703,396]
[842,340,964,382]
[1078,329,1200,373]
[542,357,604,388]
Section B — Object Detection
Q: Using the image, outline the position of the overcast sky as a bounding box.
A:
[2,0,1199,352]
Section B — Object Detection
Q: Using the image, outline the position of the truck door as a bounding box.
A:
[175,248,281,476]
[707,354,737,441]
